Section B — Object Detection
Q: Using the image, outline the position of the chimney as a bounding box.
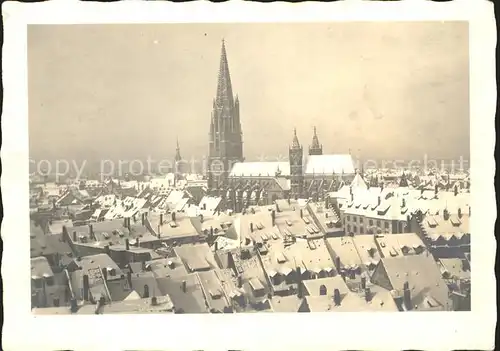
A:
[335,256,341,271]
[250,222,254,232]
[82,274,89,301]
[141,213,145,226]
[469,206,471,217]
[271,210,276,226]
[61,226,67,242]
[70,298,78,313]
[443,208,450,221]
[351,192,354,202]
[435,184,438,195]
[458,208,462,218]
[95,296,106,315]
[73,231,77,242]
[403,281,412,310]
[377,196,381,206]
[300,209,303,218]
[199,214,204,223]
[125,239,130,251]
[333,289,341,306]
[88,224,94,240]
[123,217,127,228]
[237,275,243,288]
[214,240,218,251]
[136,238,140,247]
[160,213,163,225]
[127,271,132,289]
[127,217,131,232]
[171,211,176,222]
[402,198,406,208]
[181,280,187,293]
[365,287,372,302]
[151,296,158,306]
[454,185,458,196]
[102,267,108,281]
[361,276,366,290]
[296,267,303,298]
[210,226,214,238]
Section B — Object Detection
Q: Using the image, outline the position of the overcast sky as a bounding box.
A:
[28,22,469,163]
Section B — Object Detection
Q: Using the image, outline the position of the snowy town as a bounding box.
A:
[30,40,471,314]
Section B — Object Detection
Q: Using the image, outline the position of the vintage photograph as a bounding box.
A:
[26,22,473,315]
[3,1,498,349]
[28,21,471,315]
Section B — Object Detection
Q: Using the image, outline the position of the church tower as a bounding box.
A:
[289,128,304,198]
[308,126,323,155]
[208,40,244,189]
[174,137,183,175]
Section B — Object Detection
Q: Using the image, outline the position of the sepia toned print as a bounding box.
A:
[28,22,471,315]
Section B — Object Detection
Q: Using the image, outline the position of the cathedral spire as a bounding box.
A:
[215,38,234,109]
[175,137,182,162]
[291,128,301,149]
[309,126,323,155]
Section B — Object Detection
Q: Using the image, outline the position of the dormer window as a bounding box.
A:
[210,290,223,299]
[276,253,287,264]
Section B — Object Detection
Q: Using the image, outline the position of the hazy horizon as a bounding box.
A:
[28,22,470,163]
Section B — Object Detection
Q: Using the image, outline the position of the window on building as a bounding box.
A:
[376,220,381,227]
[347,224,351,233]
[53,298,60,307]
[353,216,357,223]
[369,219,373,226]
[385,221,390,229]
[353,226,357,233]
[360,227,364,234]
[32,278,43,289]
[347,216,350,221]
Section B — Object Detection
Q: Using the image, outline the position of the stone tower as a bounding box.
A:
[308,126,323,155]
[208,40,244,189]
[289,128,304,198]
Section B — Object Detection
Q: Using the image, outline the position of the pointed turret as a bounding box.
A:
[175,137,182,162]
[291,128,301,149]
[215,38,234,110]
[308,126,323,155]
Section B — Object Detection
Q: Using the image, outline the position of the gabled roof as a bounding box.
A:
[304,154,355,175]
[351,173,368,190]
[376,255,451,310]
[229,162,290,177]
